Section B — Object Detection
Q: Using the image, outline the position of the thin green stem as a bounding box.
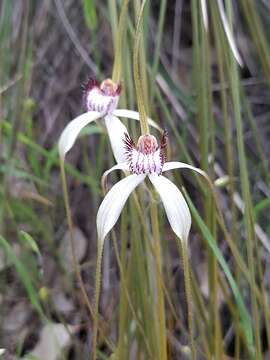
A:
[115,209,128,359]
[92,243,103,360]
[59,160,93,359]
[107,0,118,51]
[60,161,113,355]
[177,239,196,360]
[112,0,130,83]
[150,197,167,360]
[133,0,149,135]
[112,230,152,357]
[149,0,167,106]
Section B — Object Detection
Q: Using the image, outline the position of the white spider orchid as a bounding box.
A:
[58,78,161,162]
[97,130,207,246]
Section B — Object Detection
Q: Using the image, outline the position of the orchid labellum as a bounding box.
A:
[58,78,161,163]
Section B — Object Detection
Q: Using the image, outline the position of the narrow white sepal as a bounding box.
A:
[149,174,191,243]
[217,0,243,67]
[58,111,101,158]
[162,161,208,179]
[104,114,129,163]
[101,162,130,191]
[200,0,208,31]
[97,174,146,243]
[112,109,162,132]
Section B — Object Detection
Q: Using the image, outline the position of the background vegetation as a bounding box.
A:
[0,0,270,359]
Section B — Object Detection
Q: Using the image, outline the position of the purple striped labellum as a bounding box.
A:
[124,132,167,175]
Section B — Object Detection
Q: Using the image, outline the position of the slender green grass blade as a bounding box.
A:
[0,235,46,320]
[184,191,255,356]
[82,0,97,30]
[19,230,41,256]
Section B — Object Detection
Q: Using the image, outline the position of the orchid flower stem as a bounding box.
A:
[177,238,196,360]
[133,192,194,340]
[150,198,167,360]
[112,230,152,357]
[190,273,212,359]
[116,209,129,359]
[59,160,93,360]
[133,189,204,356]
[92,242,103,360]
[97,187,152,356]
[133,192,193,337]
[133,0,149,135]
[131,192,158,356]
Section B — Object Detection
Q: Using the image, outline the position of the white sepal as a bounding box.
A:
[217,0,243,67]
[101,162,130,191]
[104,114,129,163]
[97,174,146,243]
[149,174,191,243]
[112,109,162,132]
[58,111,101,158]
[162,161,208,179]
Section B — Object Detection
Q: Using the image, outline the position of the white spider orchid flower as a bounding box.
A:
[58,78,161,163]
[97,130,207,246]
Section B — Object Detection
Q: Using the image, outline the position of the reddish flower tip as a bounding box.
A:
[160,129,168,149]
[83,78,99,93]
[123,132,135,153]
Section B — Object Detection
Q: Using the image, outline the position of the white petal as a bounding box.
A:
[97,174,146,243]
[149,174,191,242]
[162,161,207,178]
[112,109,162,132]
[217,0,243,67]
[58,111,101,158]
[104,115,129,163]
[101,162,130,191]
